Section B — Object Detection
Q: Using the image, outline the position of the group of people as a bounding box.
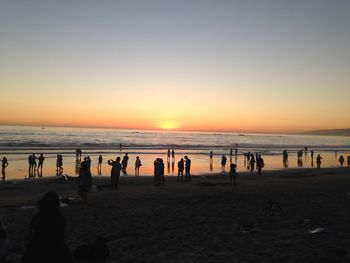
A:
[177,156,191,182]
[338,155,350,167]
[28,154,45,171]
[243,152,265,175]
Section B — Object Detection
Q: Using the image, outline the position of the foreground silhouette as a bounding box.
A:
[22,191,72,263]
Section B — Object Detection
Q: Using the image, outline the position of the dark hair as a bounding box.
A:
[37,191,60,214]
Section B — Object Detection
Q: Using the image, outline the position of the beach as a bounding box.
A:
[2,167,350,262]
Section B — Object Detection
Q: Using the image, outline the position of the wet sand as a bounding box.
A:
[1,167,350,262]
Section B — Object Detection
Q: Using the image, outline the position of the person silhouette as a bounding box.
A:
[134,156,142,176]
[122,153,129,175]
[339,155,345,167]
[108,157,122,189]
[184,156,191,182]
[177,158,184,182]
[221,155,227,172]
[229,163,237,184]
[2,157,8,180]
[256,155,264,175]
[347,156,350,167]
[37,154,45,170]
[97,155,103,174]
[316,154,322,168]
[22,191,72,263]
[77,157,92,201]
[249,156,255,173]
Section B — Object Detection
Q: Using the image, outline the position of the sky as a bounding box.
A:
[0,0,350,133]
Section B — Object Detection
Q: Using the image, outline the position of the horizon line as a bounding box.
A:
[0,122,330,135]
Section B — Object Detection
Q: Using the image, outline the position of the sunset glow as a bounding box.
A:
[0,1,350,133]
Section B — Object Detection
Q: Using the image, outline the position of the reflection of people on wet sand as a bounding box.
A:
[22,191,72,263]
[177,158,184,182]
[209,151,213,170]
[171,149,175,172]
[77,157,92,201]
[316,154,322,168]
[75,148,82,161]
[282,150,288,168]
[249,156,255,173]
[134,156,142,176]
[171,149,175,161]
[108,157,121,189]
[167,149,170,163]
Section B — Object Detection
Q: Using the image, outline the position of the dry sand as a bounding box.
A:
[1,167,350,262]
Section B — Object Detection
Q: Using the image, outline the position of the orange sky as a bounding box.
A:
[1,1,350,133]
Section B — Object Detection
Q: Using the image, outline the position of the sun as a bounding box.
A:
[159,120,179,130]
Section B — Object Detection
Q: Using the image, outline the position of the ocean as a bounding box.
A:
[1,125,349,180]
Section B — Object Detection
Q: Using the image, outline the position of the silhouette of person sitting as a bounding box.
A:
[22,191,72,263]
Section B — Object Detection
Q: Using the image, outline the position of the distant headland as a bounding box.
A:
[301,128,350,136]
